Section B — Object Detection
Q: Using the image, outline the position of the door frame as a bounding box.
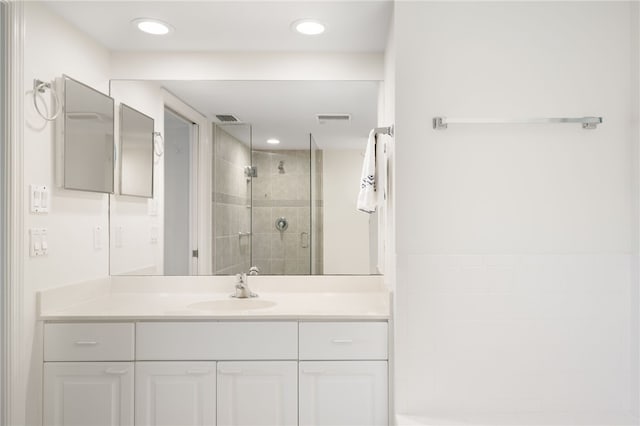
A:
[162,89,212,275]
[2,1,25,424]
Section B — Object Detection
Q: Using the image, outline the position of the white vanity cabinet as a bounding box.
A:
[299,361,388,426]
[136,362,217,426]
[43,323,136,426]
[298,322,389,426]
[44,362,134,426]
[136,322,299,426]
[43,320,389,426]
[217,361,298,426]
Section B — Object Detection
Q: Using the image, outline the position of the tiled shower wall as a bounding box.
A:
[251,149,323,274]
[212,127,251,275]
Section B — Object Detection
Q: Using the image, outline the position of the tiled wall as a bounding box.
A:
[212,127,251,275]
[393,2,638,421]
[251,149,322,274]
[397,254,633,414]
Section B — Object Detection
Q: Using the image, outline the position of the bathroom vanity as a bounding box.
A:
[38,276,390,426]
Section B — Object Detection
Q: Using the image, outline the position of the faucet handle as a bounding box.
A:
[248,266,260,276]
[235,273,246,284]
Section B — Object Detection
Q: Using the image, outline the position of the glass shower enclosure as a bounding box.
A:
[249,133,322,275]
[212,124,322,275]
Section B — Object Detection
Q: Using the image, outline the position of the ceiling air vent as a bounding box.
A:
[215,114,241,123]
[316,114,351,125]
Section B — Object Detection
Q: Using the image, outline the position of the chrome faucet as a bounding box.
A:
[248,266,260,276]
[232,272,257,298]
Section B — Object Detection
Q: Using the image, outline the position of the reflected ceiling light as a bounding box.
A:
[133,18,172,35]
[267,138,281,145]
[292,19,325,35]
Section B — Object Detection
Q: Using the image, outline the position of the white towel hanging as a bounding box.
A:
[357,129,377,213]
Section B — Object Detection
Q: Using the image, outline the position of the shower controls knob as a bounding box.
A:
[275,217,289,232]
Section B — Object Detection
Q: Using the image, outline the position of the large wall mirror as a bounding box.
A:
[58,75,114,193]
[109,80,383,276]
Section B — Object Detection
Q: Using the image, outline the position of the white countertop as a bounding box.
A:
[38,275,390,321]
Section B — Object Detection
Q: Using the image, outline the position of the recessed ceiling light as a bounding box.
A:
[133,18,172,35]
[292,19,325,36]
[267,138,281,145]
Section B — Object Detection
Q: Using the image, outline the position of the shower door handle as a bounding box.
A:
[300,232,309,248]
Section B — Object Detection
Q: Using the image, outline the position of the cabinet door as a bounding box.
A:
[43,362,134,426]
[136,362,216,426]
[299,361,388,426]
[217,361,297,426]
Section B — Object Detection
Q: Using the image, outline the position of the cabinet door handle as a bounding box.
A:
[218,368,243,375]
[302,368,325,375]
[186,369,210,375]
[105,368,128,375]
[331,339,353,344]
[74,340,98,346]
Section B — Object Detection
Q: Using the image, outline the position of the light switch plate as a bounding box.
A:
[94,226,102,250]
[115,226,123,248]
[150,226,158,244]
[148,199,158,216]
[29,228,48,257]
[30,184,50,213]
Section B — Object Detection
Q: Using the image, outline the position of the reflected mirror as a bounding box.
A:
[59,75,114,193]
[120,103,154,198]
[109,80,383,276]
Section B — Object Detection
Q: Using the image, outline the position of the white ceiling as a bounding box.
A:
[44,1,392,52]
[45,1,386,151]
[160,80,379,150]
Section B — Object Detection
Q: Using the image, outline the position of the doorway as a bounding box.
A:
[163,108,199,275]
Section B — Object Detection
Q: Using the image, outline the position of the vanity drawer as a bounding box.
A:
[136,322,298,360]
[44,323,135,361]
[299,322,388,360]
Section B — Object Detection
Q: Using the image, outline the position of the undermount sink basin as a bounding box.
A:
[187,299,277,312]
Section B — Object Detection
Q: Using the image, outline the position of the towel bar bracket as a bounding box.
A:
[374,125,394,137]
[433,117,447,130]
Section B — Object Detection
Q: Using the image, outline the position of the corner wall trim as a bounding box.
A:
[3,1,25,425]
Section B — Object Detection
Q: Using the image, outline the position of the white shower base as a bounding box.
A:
[395,413,639,426]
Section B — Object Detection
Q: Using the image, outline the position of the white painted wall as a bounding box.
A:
[393,2,639,424]
[111,52,383,81]
[323,149,370,274]
[109,80,164,275]
[22,3,112,424]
